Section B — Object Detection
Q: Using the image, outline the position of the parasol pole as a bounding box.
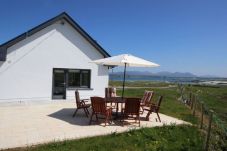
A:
[121,63,127,98]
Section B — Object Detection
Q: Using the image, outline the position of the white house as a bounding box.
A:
[0,12,111,103]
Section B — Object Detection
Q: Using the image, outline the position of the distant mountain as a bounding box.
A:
[110,71,197,77]
[111,71,153,76]
[199,75,220,78]
[155,72,197,77]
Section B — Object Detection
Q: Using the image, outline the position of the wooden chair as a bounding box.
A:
[105,87,117,107]
[140,91,154,113]
[144,96,163,122]
[105,87,117,98]
[89,97,112,126]
[72,90,91,117]
[121,98,141,127]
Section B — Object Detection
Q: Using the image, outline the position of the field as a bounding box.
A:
[112,81,227,151]
[113,84,197,124]
[189,85,227,125]
[110,81,227,125]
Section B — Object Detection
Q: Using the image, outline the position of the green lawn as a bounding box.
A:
[111,81,227,125]
[109,81,172,87]
[7,125,203,151]
[115,83,197,124]
[188,85,227,124]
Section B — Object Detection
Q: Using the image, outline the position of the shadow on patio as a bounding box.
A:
[48,108,91,126]
[48,108,135,127]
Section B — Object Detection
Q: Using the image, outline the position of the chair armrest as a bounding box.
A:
[151,104,158,107]
[106,107,112,110]
[81,99,89,101]
[146,103,155,106]
[150,105,159,110]
[81,100,90,105]
[81,99,90,103]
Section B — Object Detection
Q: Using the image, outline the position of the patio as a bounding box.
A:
[0,101,189,150]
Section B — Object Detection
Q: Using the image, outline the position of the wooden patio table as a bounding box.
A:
[105,96,125,118]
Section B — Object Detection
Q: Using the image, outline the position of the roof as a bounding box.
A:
[0,12,111,61]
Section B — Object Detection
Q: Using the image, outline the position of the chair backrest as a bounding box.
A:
[105,87,117,98]
[156,96,163,112]
[141,91,154,105]
[112,88,117,97]
[90,97,106,114]
[75,90,82,108]
[124,98,140,115]
[157,96,163,107]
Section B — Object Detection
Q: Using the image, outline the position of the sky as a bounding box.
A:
[0,0,227,77]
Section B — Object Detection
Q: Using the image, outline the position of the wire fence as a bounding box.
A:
[177,84,227,151]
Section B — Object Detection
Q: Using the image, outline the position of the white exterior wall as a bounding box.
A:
[0,20,109,102]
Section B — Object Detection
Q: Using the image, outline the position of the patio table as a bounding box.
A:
[105,97,125,118]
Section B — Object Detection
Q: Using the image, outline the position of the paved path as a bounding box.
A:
[0,101,188,150]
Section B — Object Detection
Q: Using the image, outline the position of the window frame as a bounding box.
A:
[53,68,91,89]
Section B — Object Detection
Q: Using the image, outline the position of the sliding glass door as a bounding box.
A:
[52,69,66,99]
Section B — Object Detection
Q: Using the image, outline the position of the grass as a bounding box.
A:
[7,125,203,151]
[112,81,198,124]
[183,85,227,150]
[109,81,173,87]
[188,85,227,124]
[112,81,227,150]
[111,81,227,125]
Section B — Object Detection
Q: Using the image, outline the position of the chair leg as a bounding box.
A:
[89,112,94,125]
[138,115,140,127]
[145,110,152,121]
[85,108,90,117]
[95,114,98,122]
[83,108,89,117]
[108,114,112,124]
[122,114,125,127]
[85,109,88,117]
[72,108,78,117]
[157,113,161,122]
[140,106,144,114]
[142,107,145,114]
[107,112,111,124]
[104,116,107,127]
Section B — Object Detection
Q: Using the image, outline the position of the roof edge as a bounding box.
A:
[0,12,111,61]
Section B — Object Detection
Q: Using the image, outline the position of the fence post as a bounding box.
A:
[204,110,213,151]
[193,96,196,116]
[191,94,194,110]
[189,92,192,106]
[200,103,204,129]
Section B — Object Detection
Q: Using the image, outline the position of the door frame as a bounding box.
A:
[52,68,67,99]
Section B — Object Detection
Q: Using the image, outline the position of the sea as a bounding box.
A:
[109,75,227,85]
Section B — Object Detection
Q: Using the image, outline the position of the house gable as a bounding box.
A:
[0,12,110,61]
[0,17,110,101]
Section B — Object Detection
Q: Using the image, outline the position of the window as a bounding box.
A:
[68,70,80,87]
[81,70,90,87]
[53,68,91,89]
[67,69,91,88]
